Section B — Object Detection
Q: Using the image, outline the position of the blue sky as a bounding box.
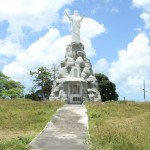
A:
[0,0,150,101]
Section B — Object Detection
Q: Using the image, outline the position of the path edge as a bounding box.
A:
[27,104,64,149]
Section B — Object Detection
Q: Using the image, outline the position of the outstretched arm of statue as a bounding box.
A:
[65,11,72,21]
[80,15,84,22]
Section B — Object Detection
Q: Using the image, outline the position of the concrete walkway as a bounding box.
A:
[28,104,89,150]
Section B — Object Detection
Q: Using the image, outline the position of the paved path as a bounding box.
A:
[28,104,89,150]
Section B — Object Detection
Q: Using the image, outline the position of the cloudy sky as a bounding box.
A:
[0,0,150,101]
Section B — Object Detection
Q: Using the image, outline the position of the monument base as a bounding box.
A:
[49,42,101,103]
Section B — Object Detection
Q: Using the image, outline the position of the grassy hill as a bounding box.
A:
[0,99,150,150]
[86,101,150,150]
[0,99,64,150]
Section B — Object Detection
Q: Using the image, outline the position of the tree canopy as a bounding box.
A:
[0,71,25,99]
[95,73,118,101]
[26,66,52,100]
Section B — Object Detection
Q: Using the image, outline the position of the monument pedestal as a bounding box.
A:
[49,42,101,103]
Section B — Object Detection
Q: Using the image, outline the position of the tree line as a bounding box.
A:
[0,66,118,101]
[0,71,24,99]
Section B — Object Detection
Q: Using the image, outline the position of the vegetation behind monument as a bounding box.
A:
[25,66,53,100]
[0,71,24,99]
[0,68,118,101]
[26,67,118,101]
[95,73,118,101]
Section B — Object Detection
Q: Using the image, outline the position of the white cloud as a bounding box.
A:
[3,62,29,80]
[108,33,150,96]
[81,18,106,39]
[3,28,67,80]
[132,0,150,30]
[0,0,74,38]
[0,39,22,57]
[132,0,150,12]
[93,33,150,100]
[140,13,150,30]
[93,58,109,75]
[82,37,96,58]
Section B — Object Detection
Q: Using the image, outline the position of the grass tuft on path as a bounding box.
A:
[86,101,150,150]
[0,99,64,150]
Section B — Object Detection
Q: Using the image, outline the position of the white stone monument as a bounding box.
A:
[49,10,101,103]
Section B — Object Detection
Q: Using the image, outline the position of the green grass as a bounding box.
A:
[1,99,150,150]
[0,99,64,150]
[85,101,150,150]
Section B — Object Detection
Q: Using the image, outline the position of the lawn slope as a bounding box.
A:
[86,101,150,150]
[0,99,64,150]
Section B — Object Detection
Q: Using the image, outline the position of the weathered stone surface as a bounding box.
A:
[58,67,68,78]
[66,57,75,68]
[49,42,101,103]
[75,56,85,68]
[77,51,85,57]
[82,67,91,77]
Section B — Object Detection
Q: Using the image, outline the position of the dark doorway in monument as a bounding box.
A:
[68,83,83,104]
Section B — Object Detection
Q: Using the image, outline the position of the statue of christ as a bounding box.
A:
[65,10,84,43]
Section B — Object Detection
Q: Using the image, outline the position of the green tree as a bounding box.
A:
[0,71,25,99]
[0,72,8,93]
[28,66,52,100]
[95,73,118,101]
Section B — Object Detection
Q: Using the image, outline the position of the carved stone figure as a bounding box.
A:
[65,10,84,43]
